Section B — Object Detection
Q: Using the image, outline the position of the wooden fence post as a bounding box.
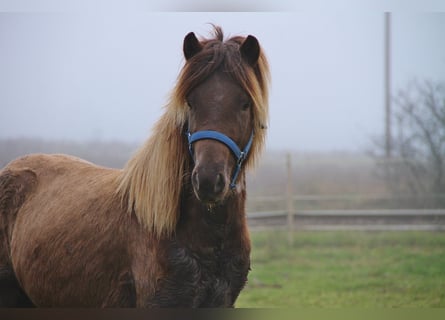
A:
[286,152,294,246]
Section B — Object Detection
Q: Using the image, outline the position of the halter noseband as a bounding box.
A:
[186,130,254,189]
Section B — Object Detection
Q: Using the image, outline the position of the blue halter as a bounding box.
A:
[186,130,254,189]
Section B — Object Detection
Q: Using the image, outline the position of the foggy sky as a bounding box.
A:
[1,10,445,151]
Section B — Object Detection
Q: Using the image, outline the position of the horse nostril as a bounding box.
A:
[214,173,225,195]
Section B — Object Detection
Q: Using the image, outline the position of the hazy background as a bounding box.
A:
[2,3,444,309]
[1,7,444,152]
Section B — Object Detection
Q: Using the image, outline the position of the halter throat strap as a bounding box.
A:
[186,130,254,189]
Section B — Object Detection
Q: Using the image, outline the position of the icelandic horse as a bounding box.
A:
[0,26,270,307]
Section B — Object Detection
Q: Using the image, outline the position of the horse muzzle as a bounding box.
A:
[191,163,228,203]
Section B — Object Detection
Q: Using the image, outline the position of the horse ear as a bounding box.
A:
[240,35,260,66]
[183,32,202,60]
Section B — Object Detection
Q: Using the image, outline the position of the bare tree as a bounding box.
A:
[373,79,445,206]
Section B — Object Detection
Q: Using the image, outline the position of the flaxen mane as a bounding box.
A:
[117,26,270,237]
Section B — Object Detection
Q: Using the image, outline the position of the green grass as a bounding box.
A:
[236,230,445,307]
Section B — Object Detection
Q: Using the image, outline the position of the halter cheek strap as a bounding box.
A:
[186,130,254,189]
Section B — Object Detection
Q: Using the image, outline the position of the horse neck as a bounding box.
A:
[175,174,249,253]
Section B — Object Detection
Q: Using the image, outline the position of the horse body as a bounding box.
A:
[0,154,250,307]
[0,26,269,307]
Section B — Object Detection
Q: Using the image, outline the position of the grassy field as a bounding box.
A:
[236,230,445,308]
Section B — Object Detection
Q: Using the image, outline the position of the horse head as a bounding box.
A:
[182,30,262,204]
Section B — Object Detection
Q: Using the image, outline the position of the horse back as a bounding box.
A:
[0,153,96,241]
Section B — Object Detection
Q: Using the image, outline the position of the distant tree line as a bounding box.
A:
[0,138,137,169]
[372,79,445,206]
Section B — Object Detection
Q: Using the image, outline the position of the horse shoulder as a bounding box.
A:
[125,219,163,307]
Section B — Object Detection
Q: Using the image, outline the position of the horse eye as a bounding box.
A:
[242,101,252,111]
[186,100,193,109]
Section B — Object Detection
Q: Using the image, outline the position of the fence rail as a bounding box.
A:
[249,209,445,217]
[249,193,445,202]
[247,208,445,231]
[246,153,445,233]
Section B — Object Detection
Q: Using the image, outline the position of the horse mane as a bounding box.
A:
[117,26,270,237]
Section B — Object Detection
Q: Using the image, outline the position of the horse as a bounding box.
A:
[0,26,270,307]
